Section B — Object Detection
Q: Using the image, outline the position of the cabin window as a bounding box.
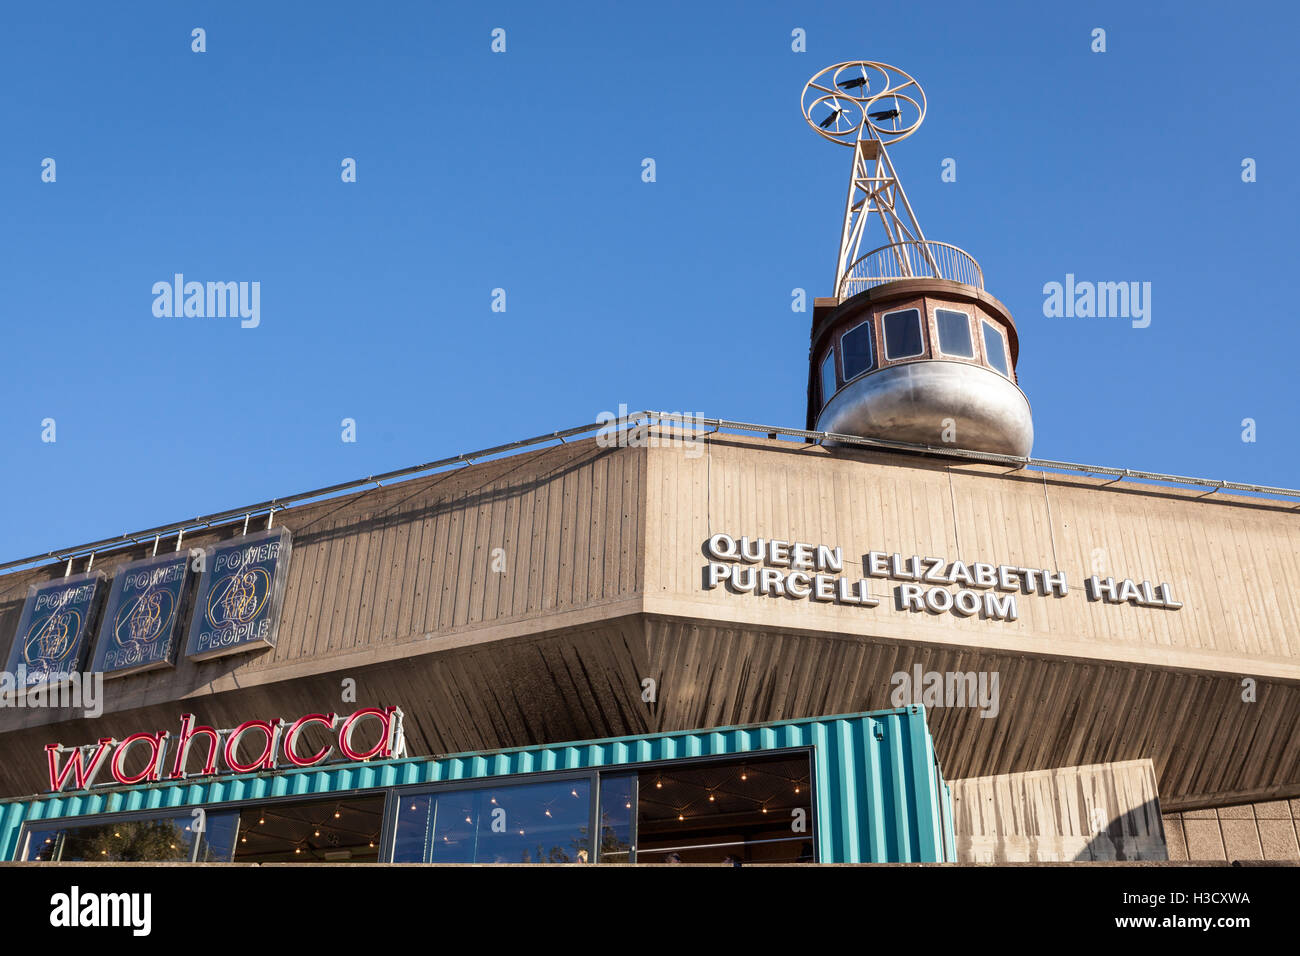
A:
[935,308,974,358]
[982,321,1009,376]
[840,321,874,381]
[820,350,838,405]
[882,309,924,360]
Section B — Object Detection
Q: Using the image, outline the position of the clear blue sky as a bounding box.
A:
[1,1,1295,561]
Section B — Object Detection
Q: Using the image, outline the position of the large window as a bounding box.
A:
[24,811,238,862]
[634,752,814,864]
[840,321,874,381]
[20,755,820,864]
[819,350,837,405]
[982,320,1009,376]
[234,796,384,862]
[392,777,593,863]
[935,308,974,358]
[882,308,924,360]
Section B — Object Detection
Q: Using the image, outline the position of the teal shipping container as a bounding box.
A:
[0,706,954,864]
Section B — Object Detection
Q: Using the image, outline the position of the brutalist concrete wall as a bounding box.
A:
[1163,799,1300,862]
[950,759,1167,862]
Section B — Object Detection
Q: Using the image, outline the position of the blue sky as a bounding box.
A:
[1,1,1295,561]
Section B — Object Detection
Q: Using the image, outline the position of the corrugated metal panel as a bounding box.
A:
[0,707,950,863]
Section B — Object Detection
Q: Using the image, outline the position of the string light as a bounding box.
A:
[314,830,321,837]
[258,816,265,825]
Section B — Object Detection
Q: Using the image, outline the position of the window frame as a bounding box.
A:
[981,319,1011,378]
[819,348,839,407]
[932,306,976,360]
[838,319,875,384]
[881,307,926,363]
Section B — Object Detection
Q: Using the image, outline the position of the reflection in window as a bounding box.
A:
[635,753,814,864]
[982,321,1009,376]
[935,309,974,358]
[883,309,924,360]
[392,778,592,864]
[840,321,874,381]
[598,774,636,863]
[24,812,238,862]
[820,350,837,405]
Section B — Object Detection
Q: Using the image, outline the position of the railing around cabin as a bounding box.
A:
[838,240,984,297]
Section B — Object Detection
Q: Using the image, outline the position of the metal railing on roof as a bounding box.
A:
[1,410,1296,574]
[839,239,983,297]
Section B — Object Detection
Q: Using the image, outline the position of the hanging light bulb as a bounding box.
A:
[656,779,662,789]
[571,789,578,797]
[241,836,247,843]
[295,847,302,855]
[258,816,265,825]
[545,810,552,817]
[708,793,715,802]
[314,830,321,837]
[334,809,341,819]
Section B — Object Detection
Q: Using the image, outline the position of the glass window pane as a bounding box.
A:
[235,796,384,862]
[392,777,592,864]
[840,322,873,380]
[598,773,635,863]
[22,811,237,862]
[636,753,814,864]
[819,350,837,405]
[935,309,974,358]
[883,309,923,360]
[982,321,1009,376]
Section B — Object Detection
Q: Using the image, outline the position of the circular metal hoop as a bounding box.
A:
[801,60,927,146]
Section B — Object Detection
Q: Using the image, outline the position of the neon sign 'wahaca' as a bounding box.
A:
[44,706,405,793]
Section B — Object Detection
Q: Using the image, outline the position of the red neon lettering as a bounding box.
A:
[223,719,284,773]
[110,732,169,785]
[283,713,337,767]
[169,714,221,779]
[337,707,399,761]
[46,738,116,792]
